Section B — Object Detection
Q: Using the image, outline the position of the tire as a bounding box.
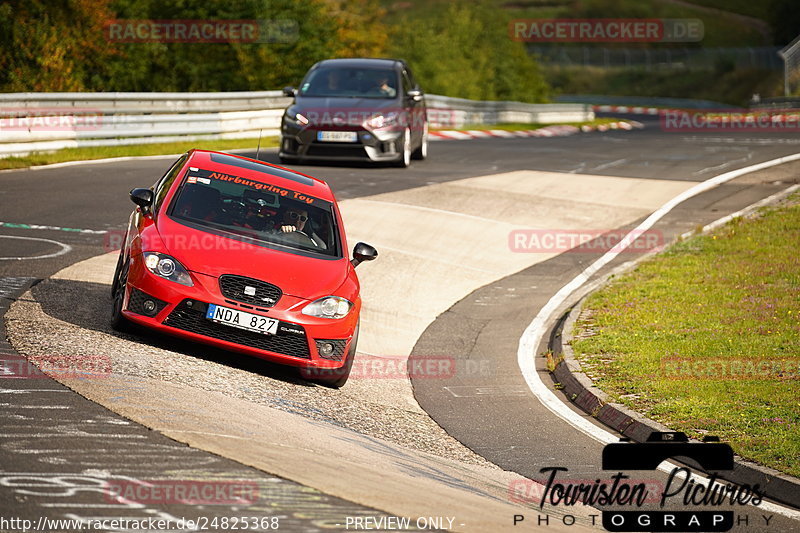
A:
[411,121,428,160]
[110,253,133,333]
[394,128,411,168]
[305,323,359,388]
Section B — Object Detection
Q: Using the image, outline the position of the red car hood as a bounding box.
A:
[154,216,348,299]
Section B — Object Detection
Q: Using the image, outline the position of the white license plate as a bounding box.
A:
[317,131,358,142]
[206,304,278,335]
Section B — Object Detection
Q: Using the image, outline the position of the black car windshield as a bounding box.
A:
[168,168,340,258]
[299,67,399,99]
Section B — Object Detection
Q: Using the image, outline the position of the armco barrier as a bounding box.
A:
[0,91,592,158]
[425,95,592,127]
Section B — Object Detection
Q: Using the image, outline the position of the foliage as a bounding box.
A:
[769,0,800,45]
[0,0,392,92]
[388,2,549,102]
[0,0,117,91]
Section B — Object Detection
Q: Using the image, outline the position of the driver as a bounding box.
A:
[277,208,327,250]
[279,208,309,233]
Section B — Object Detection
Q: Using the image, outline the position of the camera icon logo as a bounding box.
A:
[603,432,734,471]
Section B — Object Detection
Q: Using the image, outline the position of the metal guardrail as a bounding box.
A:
[0,91,593,158]
[426,95,592,126]
[0,90,289,114]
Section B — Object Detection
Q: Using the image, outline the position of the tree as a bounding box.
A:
[0,0,117,91]
[388,2,549,103]
[0,0,391,91]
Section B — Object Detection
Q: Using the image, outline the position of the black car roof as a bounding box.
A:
[313,58,405,70]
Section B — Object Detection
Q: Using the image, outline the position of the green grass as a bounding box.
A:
[571,195,800,477]
[433,117,627,131]
[0,137,278,171]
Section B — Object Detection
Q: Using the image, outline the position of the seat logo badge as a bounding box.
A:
[244,286,256,296]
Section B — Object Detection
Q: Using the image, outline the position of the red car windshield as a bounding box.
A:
[168,168,341,258]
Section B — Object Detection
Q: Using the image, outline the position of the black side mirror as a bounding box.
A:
[130,188,154,214]
[282,86,297,97]
[407,89,423,102]
[351,242,378,268]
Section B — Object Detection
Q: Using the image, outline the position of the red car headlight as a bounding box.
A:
[301,296,352,319]
[143,252,193,287]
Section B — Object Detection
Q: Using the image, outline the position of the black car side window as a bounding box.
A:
[153,154,188,212]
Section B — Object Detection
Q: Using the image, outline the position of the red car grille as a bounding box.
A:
[163,300,310,359]
[219,275,282,308]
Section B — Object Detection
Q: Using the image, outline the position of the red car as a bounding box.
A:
[110,149,377,387]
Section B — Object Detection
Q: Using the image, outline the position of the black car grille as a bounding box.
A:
[307,144,367,158]
[219,275,281,307]
[163,300,310,359]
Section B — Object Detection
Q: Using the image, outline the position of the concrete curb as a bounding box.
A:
[549,187,800,510]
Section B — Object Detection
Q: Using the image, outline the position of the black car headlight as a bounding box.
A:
[143,252,193,287]
[284,109,309,126]
[366,112,400,129]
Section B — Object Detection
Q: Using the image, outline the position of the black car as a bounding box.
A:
[279,58,428,167]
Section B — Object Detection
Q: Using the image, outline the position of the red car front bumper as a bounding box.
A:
[121,253,357,370]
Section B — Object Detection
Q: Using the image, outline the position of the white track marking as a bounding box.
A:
[0,221,108,234]
[0,235,72,260]
[517,153,800,519]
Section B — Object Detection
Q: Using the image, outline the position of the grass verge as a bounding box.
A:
[0,137,279,171]
[571,194,800,477]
